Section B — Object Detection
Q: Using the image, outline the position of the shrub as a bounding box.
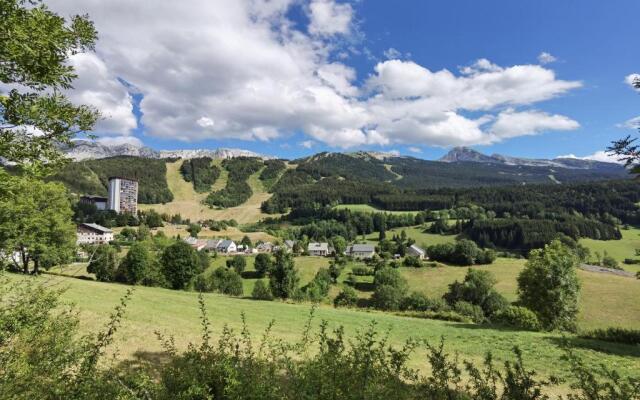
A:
[443,268,507,318]
[601,253,622,270]
[251,279,273,300]
[579,328,640,345]
[400,292,450,312]
[403,256,423,268]
[334,286,358,308]
[495,306,541,331]
[623,258,640,265]
[210,267,243,296]
[453,301,485,324]
[351,266,374,276]
[371,284,406,311]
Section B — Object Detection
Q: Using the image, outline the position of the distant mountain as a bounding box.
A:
[159,148,273,160]
[62,140,159,161]
[439,146,621,171]
[62,140,272,161]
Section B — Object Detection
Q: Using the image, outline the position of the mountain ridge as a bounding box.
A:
[439,146,620,171]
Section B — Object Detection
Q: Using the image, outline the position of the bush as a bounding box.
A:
[495,306,541,331]
[226,255,246,274]
[403,256,423,268]
[209,267,243,296]
[580,327,640,345]
[351,266,374,276]
[453,301,485,324]
[371,284,406,311]
[443,268,507,318]
[251,279,273,300]
[623,258,640,265]
[333,286,358,308]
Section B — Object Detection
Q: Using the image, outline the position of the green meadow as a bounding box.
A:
[5,271,639,396]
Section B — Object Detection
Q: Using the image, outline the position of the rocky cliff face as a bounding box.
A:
[62,140,272,161]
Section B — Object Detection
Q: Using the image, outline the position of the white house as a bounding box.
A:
[76,223,114,245]
[205,239,223,252]
[407,244,427,259]
[217,240,237,253]
[308,242,330,256]
[346,244,376,259]
[284,240,296,252]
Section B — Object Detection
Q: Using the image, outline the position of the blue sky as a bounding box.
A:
[56,0,640,161]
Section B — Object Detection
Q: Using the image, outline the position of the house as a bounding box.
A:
[407,244,427,259]
[256,242,274,252]
[183,237,207,251]
[308,242,330,256]
[204,239,223,252]
[217,240,237,253]
[346,244,376,259]
[76,223,114,245]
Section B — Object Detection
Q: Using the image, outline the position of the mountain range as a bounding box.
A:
[63,140,620,172]
[438,146,619,171]
[62,140,271,161]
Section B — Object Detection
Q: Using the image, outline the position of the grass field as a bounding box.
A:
[395,258,640,331]
[139,160,276,224]
[580,227,640,273]
[364,225,457,247]
[5,271,638,395]
[205,255,330,295]
[333,204,417,215]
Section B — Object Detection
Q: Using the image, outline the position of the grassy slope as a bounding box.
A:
[6,272,639,392]
[364,225,458,247]
[580,227,640,274]
[139,160,276,224]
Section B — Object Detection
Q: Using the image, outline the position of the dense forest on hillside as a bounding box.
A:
[295,152,397,181]
[388,157,629,189]
[50,156,173,203]
[204,157,263,208]
[259,159,287,190]
[179,157,221,192]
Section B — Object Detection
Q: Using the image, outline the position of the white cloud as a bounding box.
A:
[558,151,623,164]
[308,0,353,36]
[489,109,579,140]
[537,52,557,64]
[68,53,137,134]
[408,146,421,153]
[617,116,640,130]
[383,47,401,60]
[625,74,640,91]
[47,1,583,149]
[299,140,316,148]
[96,136,144,147]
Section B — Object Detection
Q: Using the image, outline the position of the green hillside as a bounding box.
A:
[50,156,173,203]
[7,272,639,391]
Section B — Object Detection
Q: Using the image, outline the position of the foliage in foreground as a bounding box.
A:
[2,276,639,400]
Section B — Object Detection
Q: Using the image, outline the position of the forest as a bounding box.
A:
[204,157,263,208]
[49,156,174,203]
[179,157,221,192]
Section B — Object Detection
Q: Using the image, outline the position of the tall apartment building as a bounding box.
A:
[107,177,138,214]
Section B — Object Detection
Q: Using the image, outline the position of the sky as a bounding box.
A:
[47,0,640,161]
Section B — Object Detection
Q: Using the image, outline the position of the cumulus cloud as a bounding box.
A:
[489,109,579,140]
[67,53,137,134]
[47,0,583,149]
[308,0,353,36]
[537,52,557,64]
[408,146,421,153]
[558,151,623,164]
